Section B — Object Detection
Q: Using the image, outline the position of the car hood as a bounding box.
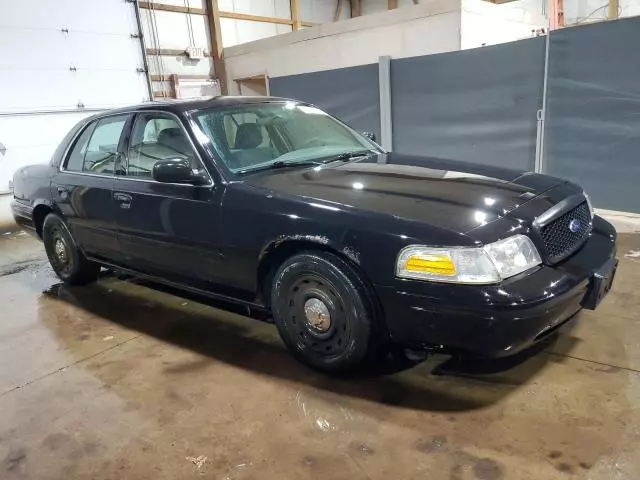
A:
[243,153,565,234]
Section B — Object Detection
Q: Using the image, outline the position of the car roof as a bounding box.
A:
[101,96,299,117]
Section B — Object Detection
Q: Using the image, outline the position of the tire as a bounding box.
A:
[270,251,383,372]
[42,213,100,285]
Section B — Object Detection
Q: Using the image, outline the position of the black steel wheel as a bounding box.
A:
[42,213,100,285]
[270,251,383,371]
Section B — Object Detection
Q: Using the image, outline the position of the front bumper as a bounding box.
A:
[375,216,617,358]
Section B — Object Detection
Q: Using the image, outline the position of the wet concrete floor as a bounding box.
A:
[1,231,639,479]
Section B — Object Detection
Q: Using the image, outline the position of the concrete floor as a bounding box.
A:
[1,232,639,480]
[0,194,17,233]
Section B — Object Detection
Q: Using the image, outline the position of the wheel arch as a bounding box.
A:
[256,237,375,311]
[32,199,59,238]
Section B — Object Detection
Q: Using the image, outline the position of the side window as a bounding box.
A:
[65,123,96,172]
[125,113,197,178]
[83,115,128,175]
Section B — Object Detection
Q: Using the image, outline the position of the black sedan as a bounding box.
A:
[11,97,617,371]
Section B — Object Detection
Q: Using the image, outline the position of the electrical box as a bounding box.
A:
[185,46,205,60]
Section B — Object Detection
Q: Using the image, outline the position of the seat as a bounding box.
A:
[231,123,274,169]
[157,127,191,157]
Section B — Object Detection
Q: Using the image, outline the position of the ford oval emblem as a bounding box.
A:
[569,219,581,233]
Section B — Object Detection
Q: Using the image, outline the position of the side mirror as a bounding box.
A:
[152,158,207,185]
[362,131,376,142]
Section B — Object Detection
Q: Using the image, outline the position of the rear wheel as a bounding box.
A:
[42,213,100,285]
[270,251,383,371]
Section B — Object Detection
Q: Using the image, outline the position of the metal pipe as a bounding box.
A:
[132,0,154,101]
[378,55,393,151]
[535,21,551,174]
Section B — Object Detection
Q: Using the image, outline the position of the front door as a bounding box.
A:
[52,114,130,262]
[113,111,224,284]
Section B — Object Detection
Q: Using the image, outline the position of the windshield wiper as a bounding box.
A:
[269,160,323,169]
[237,151,374,174]
[269,151,371,169]
[316,150,373,164]
[237,160,321,174]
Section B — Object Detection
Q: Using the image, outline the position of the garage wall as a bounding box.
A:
[461,0,544,49]
[545,16,640,213]
[392,37,545,170]
[269,63,381,139]
[223,0,462,92]
[0,0,150,194]
[140,0,219,99]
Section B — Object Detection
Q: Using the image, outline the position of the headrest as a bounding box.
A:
[234,123,262,149]
[158,127,189,155]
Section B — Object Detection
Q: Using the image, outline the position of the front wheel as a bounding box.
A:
[42,213,100,285]
[270,251,383,371]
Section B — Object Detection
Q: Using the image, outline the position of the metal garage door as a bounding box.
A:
[0,0,150,193]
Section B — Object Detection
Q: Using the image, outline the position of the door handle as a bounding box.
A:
[113,192,132,209]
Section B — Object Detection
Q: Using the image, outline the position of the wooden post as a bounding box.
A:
[608,0,619,19]
[170,74,180,98]
[205,0,228,94]
[351,0,361,17]
[290,0,302,30]
[549,0,564,29]
[388,0,398,9]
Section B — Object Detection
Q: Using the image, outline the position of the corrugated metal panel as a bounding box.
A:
[545,17,640,213]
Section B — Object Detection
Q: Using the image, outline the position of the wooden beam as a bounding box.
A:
[139,1,206,16]
[388,0,398,9]
[218,10,293,25]
[205,0,227,95]
[153,91,174,98]
[334,0,344,21]
[549,0,564,29]
[350,0,361,18]
[290,0,302,30]
[608,0,619,18]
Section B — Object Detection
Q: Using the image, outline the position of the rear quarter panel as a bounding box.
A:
[11,164,58,234]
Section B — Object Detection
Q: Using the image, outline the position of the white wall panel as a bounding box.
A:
[461,0,544,49]
[361,0,425,15]
[300,0,350,22]
[218,0,291,18]
[151,0,205,8]
[140,10,211,51]
[147,55,214,76]
[0,29,70,70]
[225,11,460,88]
[221,18,292,47]
[0,112,94,193]
[0,0,150,193]
[1,0,138,35]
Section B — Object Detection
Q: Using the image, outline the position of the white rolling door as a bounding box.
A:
[0,0,150,193]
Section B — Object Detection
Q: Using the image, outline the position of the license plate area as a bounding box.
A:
[581,258,618,310]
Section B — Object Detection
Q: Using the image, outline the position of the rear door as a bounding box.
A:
[53,114,131,262]
[113,111,224,283]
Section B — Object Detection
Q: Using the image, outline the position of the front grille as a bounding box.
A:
[539,201,591,263]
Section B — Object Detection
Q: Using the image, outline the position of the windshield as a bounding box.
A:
[194,102,380,173]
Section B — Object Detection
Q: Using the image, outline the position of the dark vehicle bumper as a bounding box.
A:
[11,199,37,236]
[375,216,617,358]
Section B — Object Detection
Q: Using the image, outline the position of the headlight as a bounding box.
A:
[583,191,594,218]
[396,234,541,284]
